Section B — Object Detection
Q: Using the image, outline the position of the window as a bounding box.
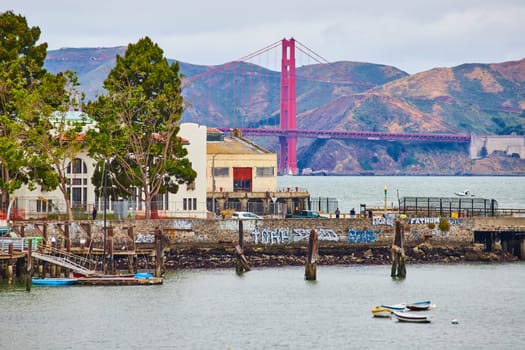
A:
[36,199,53,213]
[256,167,274,177]
[213,167,229,177]
[67,158,87,174]
[183,198,197,210]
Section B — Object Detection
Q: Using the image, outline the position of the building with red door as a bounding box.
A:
[207,128,309,217]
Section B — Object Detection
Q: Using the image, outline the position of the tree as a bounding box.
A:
[0,11,56,213]
[85,37,196,219]
[0,11,82,220]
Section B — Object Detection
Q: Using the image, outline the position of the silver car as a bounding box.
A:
[232,211,263,220]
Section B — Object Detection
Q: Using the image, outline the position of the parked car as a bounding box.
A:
[285,210,328,219]
[232,211,263,220]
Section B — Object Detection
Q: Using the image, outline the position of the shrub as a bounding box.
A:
[438,218,450,232]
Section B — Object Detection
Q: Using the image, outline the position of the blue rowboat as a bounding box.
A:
[406,300,432,311]
[32,278,77,286]
[380,303,406,312]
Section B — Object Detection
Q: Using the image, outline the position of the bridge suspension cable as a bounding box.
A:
[295,39,330,64]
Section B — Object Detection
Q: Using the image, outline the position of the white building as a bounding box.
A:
[12,111,208,219]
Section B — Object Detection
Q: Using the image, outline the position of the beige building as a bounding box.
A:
[206,129,309,216]
[11,113,208,219]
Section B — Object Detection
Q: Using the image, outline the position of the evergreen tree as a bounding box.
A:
[0,11,82,220]
[86,37,196,219]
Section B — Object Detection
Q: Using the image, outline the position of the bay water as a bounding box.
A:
[277,176,525,212]
[1,264,525,349]
[1,176,525,349]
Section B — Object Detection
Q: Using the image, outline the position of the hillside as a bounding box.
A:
[44,47,525,175]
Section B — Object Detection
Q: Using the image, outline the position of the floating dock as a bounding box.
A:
[75,276,163,286]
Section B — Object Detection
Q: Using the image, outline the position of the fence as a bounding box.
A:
[400,196,498,217]
[0,237,43,252]
[308,197,339,214]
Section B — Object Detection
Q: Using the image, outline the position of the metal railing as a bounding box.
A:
[0,237,42,252]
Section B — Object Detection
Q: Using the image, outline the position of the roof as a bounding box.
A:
[207,135,273,155]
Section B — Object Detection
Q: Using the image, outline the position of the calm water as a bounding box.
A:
[278,176,525,211]
[1,263,525,349]
[2,176,525,349]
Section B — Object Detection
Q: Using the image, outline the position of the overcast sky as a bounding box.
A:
[3,0,525,74]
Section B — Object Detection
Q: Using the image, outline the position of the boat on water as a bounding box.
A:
[380,303,406,312]
[371,306,392,318]
[32,278,77,286]
[454,189,474,197]
[406,300,432,311]
[392,311,432,323]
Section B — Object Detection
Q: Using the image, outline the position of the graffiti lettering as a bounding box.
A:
[292,228,339,242]
[408,217,440,225]
[408,217,463,225]
[251,228,291,244]
[251,227,340,244]
[173,220,192,230]
[347,229,379,243]
[372,216,394,226]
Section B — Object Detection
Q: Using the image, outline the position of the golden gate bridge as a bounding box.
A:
[182,38,471,175]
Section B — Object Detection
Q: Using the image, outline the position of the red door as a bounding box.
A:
[233,167,252,192]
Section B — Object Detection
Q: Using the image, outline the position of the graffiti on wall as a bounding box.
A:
[408,217,463,225]
[251,227,340,244]
[372,216,394,226]
[347,228,380,243]
[173,220,192,230]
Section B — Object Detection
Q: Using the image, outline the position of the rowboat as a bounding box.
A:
[392,311,431,323]
[380,303,406,312]
[406,300,432,311]
[371,306,392,318]
[32,278,77,286]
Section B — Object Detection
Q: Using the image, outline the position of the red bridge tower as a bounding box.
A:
[279,38,298,175]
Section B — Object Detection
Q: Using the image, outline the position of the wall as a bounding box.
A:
[127,216,482,246]
[470,134,525,159]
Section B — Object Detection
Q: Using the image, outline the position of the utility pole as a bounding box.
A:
[211,154,217,218]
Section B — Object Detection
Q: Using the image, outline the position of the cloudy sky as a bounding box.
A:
[3,0,525,74]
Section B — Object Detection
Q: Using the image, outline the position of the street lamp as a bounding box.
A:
[384,186,388,214]
[211,154,217,218]
[102,160,108,272]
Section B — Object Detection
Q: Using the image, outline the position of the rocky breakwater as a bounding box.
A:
[162,241,518,270]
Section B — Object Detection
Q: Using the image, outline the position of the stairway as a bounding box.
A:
[32,248,97,276]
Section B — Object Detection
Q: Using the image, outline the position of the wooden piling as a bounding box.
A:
[155,227,163,278]
[390,220,406,278]
[26,239,32,291]
[235,220,250,273]
[108,226,114,274]
[305,229,319,280]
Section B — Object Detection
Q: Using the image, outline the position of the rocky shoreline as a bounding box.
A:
[152,242,520,270]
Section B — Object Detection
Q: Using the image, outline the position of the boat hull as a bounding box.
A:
[380,303,406,312]
[32,278,76,286]
[406,300,432,311]
[371,306,392,318]
[393,311,431,323]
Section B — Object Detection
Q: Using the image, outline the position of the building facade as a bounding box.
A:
[206,129,309,216]
[11,115,208,219]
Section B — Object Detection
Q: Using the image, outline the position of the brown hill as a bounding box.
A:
[44,48,525,175]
